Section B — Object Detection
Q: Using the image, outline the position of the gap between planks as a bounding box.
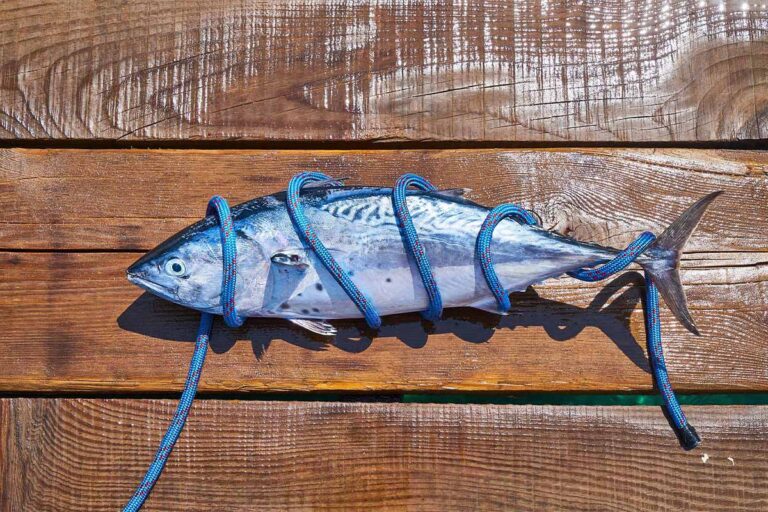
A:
[3,140,768,151]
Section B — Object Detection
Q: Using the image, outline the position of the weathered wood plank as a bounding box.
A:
[1,148,766,251]
[1,1,767,141]
[1,250,765,393]
[0,147,765,393]
[1,400,767,511]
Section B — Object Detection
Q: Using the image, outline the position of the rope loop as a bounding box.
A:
[122,194,241,511]
[475,203,540,313]
[287,172,382,329]
[565,230,698,449]
[207,195,244,328]
[567,231,656,282]
[392,173,443,321]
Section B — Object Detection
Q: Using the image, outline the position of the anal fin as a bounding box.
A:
[468,297,509,315]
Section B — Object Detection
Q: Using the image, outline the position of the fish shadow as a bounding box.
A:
[117,272,650,373]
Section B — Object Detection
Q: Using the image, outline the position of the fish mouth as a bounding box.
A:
[126,271,178,300]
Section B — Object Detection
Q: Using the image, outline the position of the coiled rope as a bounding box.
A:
[123,173,698,510]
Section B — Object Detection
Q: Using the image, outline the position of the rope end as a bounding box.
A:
[677,422,701,450]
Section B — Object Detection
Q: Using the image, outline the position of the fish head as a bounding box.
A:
[127,218,226,313]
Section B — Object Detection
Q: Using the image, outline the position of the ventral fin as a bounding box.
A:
[289,319,337,337]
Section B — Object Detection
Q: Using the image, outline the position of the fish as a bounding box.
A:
[127,184,721,337]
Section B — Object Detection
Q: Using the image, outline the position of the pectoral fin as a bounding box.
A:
[264,250,311,314]
[271,250,310,270]
[289,319,337,336]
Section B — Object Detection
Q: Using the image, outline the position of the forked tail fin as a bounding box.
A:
[639,191,723,335]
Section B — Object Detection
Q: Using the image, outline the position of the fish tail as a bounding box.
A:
[638,191,723,335]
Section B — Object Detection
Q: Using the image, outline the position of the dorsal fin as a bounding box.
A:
[303,177,349,189]
[434,188,471,198]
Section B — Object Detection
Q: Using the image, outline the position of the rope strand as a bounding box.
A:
[287,172,381,329]
[124,173,699,510]
[122,195,242,511]
[392,174,443,321]
[566,231,699,449]
[475,203,540,313]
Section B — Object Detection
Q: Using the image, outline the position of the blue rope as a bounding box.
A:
[392,174,443,321]
[475,204,540,313]
[122,196,242,511]
[566,232,656,282]
[286,172,381,329]
[565,232,699,449]
[122,314,212,512]
[208,195,245,329]
[644,275,700,449]
[125,173,700,509]
[475,212,697,449]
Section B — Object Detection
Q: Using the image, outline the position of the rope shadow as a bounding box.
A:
[117,272,649,372]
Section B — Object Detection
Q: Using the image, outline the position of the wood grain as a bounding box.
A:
[2,399,767,511]
[1,147,766,251]
[1,1,768,142]
[1,250,765,393]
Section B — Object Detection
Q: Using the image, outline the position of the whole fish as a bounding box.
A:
[127,184,720,336]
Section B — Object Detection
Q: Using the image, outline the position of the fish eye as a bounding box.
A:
[164,258,187,277]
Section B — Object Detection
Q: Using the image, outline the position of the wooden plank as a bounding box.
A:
[0,147,766,393]
[1,1,767,142]
[2,400,767,511]
[1,148,766,251]
[1,250,766,393]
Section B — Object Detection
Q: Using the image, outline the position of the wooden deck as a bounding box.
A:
[1,1,767,510]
